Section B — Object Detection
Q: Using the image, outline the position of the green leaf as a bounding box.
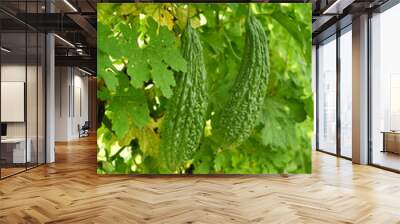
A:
[120,17,186,96]
[127,55,151,88]
[97,88,110,101]
[160,47,187,72]
[108,86,150,139]
[149,59,175,98]
[259,97,297,149]
[97,53,119,92]
[137,125,160,158]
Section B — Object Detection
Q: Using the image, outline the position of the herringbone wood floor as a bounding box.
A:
[1,136,400,224]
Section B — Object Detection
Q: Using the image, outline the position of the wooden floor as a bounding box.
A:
[1,136,400,224]
[0,167,26,178]
[1,163,44,178]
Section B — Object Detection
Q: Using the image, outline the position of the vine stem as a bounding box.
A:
[224,33,241,61]
[186,4,190,27]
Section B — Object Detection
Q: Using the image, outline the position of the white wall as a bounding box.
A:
[1,82,25,122]
[312,45,316,150]
[1,64,25,81]
[55,66,69,141]
[72,73,89,138]
[55,66,89,141]
[1,63,46,164]
[1,65,39,138]
[1,65,26,139]
[1,65,25,127]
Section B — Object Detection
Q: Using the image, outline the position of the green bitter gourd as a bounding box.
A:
[213,14,270,148]
[160,24,208,172]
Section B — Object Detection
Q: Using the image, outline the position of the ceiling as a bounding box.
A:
[0,0,97,73]
[1,0,396,72]
[312,0,391,43]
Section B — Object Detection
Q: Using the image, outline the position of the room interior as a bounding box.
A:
[313,0,400,172]
[0,29,46,178]
[0,0,96,179]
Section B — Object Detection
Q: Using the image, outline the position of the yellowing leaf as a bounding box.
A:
[119,4,139,16]
[145,4,175,30]
[138,127,160,157]
[191,17,201,28]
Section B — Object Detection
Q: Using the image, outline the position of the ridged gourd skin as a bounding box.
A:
[213,15,270,148]
[160,25,208,172]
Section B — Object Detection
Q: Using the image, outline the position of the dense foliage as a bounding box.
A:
[97,3,313,174]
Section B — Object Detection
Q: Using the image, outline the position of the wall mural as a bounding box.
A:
[97,3,313,174]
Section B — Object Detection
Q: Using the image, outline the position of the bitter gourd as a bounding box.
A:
[213,14,270,148]
[160,24,208,172]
